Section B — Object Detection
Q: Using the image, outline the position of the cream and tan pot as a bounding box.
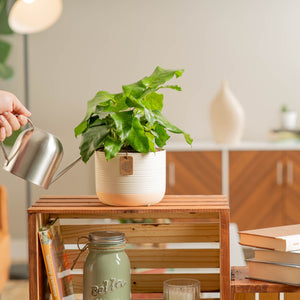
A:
[95,150,166,206]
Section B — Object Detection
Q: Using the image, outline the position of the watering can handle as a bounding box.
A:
[0,118,34,165]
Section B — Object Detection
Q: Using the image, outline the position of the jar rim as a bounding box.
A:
[88,231,125,244]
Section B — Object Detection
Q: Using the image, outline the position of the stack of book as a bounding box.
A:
[239,224,300,285]
[269,129,300,142]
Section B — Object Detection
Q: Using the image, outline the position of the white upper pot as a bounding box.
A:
[95,149,166,206]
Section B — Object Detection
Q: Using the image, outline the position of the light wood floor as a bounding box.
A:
[1,280,29,300]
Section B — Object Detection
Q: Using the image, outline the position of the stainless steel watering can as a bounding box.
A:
[1,119,81,189]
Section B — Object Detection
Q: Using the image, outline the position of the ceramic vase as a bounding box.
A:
[95,150,166,206]
[210,81,245,144]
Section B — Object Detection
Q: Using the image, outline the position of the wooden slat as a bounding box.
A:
[233,294,255,300]
[285,293,300,300]
[51,212,221,220]
[220,210,230,300]
[71,273,220,294]
[61,223,220,244]
[67,248,220,269]
[259,294,279,300]
[231,267,300,293]
[29,195,229,215]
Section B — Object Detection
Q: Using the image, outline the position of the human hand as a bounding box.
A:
[0,90,31,142]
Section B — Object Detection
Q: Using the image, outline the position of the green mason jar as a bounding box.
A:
[83,231,131,300]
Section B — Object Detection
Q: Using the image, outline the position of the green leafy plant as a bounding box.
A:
[0,0,14,80]
[281,105,288,113]
[75,66,193,162]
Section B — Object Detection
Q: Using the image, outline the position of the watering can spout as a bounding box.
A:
[1,118,82,189]
[50,157,81,184]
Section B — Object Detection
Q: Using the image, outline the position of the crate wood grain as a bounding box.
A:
[28,195,230,300]
[231,267,300,300]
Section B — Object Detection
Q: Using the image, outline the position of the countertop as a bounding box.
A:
[166,140,300,151]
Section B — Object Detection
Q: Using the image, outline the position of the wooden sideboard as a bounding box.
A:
[166,142,300,230]
[166,151,222,195]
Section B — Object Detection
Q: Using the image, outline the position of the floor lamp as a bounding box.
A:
[8,0,63,208]
[7,0,63,278]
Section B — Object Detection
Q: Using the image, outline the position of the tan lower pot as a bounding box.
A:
[95,149,166,206]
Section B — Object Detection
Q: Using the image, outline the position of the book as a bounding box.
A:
[239,224,300,251]
[247,259,300,286]
[269,129,300,142]
[254,249,300,265]
[39,218,75,300]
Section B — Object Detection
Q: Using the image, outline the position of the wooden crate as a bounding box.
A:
[28,195,230,300]
[231,267,300,300]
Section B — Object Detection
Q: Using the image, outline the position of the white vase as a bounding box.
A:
[210,81,245,144]
[95,150,166,206]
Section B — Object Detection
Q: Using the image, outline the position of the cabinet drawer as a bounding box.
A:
[166,151,222,195]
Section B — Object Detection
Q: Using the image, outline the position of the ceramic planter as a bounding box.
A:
[281,111,298,130]
[95,149,166,206]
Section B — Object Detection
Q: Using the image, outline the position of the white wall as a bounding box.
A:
[1,0,300,244]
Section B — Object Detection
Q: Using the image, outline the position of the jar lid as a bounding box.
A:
[88,231,125,244]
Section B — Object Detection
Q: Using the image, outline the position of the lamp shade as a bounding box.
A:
[8,0,63,34]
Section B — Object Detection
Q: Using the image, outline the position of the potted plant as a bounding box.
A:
[74,66,192,206]
[280,105,298,130]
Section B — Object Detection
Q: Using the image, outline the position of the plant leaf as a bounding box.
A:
[153,110,193,145]
[0,39,11,63]
[122,80,146,99]
[111,111,133,141]
[0,0,13,35]
[79,125,111,163]
[126,96,144,109]
[153,124,170,148]
[141,66,184,89]
[102,93,128,112]
[126,117,149,153]
[74,91,114,136]
[142,92,163,111]
[104,136,123,161]
[0,62,13,79]
[145,132,155,152]
[161,84,182,91]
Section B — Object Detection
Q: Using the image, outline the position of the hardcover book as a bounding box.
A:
[239,224,300,251]
[39,218,75,300]
[248,259,300,286]
[254,249,300,265]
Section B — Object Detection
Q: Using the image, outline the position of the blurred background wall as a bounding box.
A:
[1,0,300,261]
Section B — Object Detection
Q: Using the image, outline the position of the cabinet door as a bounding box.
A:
[284,151,300,225]
[166,151,222,195]
[229,151,284,231]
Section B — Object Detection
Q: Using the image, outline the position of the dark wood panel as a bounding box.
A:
[166,151,222,195]
[284,151,300,225]
[229,151,284,231]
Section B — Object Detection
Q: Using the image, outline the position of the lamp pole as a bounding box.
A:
[23,34,31,209]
